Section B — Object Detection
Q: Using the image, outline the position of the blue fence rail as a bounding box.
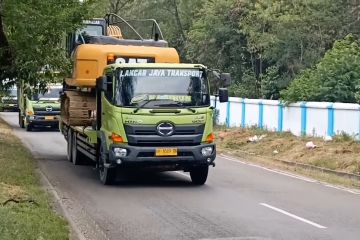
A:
[212,97,360,139]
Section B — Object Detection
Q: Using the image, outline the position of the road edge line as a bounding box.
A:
[220,153,360,195]
[220,154,316,183]
[38,169,87,240]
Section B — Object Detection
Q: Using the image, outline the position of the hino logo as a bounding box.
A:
[157,122,174,136]
[46,106,53,112]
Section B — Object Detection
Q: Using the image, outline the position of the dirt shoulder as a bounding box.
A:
[0,118,69,239]
[216,127,360,189]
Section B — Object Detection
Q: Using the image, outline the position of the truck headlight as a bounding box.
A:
[201,147,213,156]
[29,116,35,120]
[113,148,127,157]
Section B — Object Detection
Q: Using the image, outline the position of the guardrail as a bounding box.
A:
[211,97,360,139]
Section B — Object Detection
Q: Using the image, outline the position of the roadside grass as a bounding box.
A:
[0,118,69,240]
[216,127,360,189]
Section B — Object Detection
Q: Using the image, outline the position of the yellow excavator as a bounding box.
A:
[65,14,179,87]
[62,14,180,125]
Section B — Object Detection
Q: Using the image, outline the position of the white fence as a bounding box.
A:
[212,97,360,139]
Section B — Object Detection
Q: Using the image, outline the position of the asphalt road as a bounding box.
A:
[1,112,360,240]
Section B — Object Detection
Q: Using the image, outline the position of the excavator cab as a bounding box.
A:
[66,14,167,57]
[66,18,107,56]
[105,13,164,42]
[64,14,179,88]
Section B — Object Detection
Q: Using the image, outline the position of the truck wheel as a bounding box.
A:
[98,143,116,185]
[19,111,24,128]
[72,132,84,165]
[190,165,209,185]
[67,129,73,162]
[26,123,32,132]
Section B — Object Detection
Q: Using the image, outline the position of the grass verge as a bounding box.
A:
[0,118,69,240]
[216,127,360,189]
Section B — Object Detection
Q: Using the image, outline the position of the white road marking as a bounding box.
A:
[200,237,270,240]
[220,154,316,183]
[260,203,327,229]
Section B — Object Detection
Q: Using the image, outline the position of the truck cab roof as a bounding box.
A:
[105,63,207,71]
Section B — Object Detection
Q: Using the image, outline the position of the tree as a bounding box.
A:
[281,35,360,103]
[0,0,94,90]
[186,0,252,95]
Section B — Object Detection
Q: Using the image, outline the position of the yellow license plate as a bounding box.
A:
[45,116,54,120]
[155,148,178,157]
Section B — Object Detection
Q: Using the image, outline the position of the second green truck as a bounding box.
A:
[18,83,62,131]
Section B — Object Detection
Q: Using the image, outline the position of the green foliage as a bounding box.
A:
[186,1,249,85]
[185,0,360,99]
[3,0,360,102]
[260,66,282,99]
[333,131,356,142]
[229,70,258,98]
[0,0,95,90]
[0,121,68,239]
[281,35,360,103]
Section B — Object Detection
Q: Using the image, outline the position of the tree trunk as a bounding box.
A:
[0,0,13,69]
[171,0,186,43]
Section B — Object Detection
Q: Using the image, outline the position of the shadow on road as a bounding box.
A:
[112,171,197,188]
[28,127,60,132]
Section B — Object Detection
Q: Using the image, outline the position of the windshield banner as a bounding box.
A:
[120,69,203,78]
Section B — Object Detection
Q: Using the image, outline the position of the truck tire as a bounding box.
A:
[98,143,116,185]
[72,132,84,165]
[26,123,32,132]
[67,129,73,162]
[19,111,24,128]
[190,165,209,185]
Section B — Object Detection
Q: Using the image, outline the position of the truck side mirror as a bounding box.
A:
[219,88,229,103]
[221,73,232,87]
[96,76,108,92]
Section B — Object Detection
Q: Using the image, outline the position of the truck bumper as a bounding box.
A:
[1,104,18,111]
[26,116,59,127]
[108,143,216,170]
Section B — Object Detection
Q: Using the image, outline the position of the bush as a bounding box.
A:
[281,35,360,103]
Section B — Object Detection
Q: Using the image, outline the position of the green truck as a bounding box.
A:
[18,83,62,131]
[0,87,18,112]
[61,63,230,185]
[61,15,230,185]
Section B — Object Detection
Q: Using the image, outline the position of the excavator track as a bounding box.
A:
[61,91,96,126]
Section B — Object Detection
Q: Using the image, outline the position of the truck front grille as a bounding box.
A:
[2,99,17,104]
[34,111,61,116]
[33,107,60,116]
[125,124,205,147]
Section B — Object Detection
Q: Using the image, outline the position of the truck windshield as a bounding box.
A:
[9,89,17,97]
[32,88,61,101]
[75,25,104,44]
[77,25,104,37]
[114,68,210,108]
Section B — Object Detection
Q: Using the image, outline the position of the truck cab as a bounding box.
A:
[18,84,62,131]
[64,63,229,185]
[0,87,18,112]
